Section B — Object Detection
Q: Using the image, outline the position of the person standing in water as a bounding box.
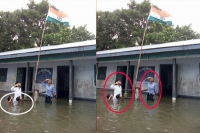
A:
[142,77,157,101]
[110,80,122,103]
[41,79,55,103]
[11,82,22,105]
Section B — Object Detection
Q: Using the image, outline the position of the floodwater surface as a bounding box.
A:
[0,92,95,133]
[97,90,200,133]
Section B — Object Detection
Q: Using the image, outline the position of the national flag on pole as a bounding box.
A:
[46,6,69,26]
[148,6,172,26]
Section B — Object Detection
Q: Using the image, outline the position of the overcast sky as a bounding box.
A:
[97,0,200,33]
[0,0,96,35]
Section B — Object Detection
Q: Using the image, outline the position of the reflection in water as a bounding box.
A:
[0,92,95,133]
[97,90,200,133]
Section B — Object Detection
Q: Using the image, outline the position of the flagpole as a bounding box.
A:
[32,4,50,99]
[133,5,152,97]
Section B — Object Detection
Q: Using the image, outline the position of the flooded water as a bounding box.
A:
[0,92,95,133]
[97,90,200,133]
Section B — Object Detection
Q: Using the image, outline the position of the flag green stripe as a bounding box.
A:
[47,16,69,26]
[148,16,172,26]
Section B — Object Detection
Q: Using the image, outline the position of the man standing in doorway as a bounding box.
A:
[41,79,55,103]
[110,80,122,103]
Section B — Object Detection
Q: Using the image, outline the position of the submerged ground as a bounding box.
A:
[0,92,96,133]
[97,90,200,133]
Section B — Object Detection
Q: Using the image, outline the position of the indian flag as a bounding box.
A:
[148,6,172,26]
[46,6,69,26]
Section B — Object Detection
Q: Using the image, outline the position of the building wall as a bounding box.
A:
[0,64,17,90]
[177,58,200,97]
[73,59,96,99]
[97,59,171,90]
[97,58,200,97]
[0,58,96,100]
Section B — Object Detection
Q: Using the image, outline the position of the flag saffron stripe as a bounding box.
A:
[151,6,171,17]
[49,7,68,18]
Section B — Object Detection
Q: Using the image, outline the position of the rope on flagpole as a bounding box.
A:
[32,4,50,99]
[133,5,152,92]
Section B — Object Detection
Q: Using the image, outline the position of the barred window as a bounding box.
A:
[137,66,155,81]
[0,68,8,82]
[97,67,107,80]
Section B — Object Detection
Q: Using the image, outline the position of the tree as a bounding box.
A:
[97,0,200,51]
[0,0,95,52]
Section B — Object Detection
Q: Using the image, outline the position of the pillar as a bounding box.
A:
[172,58,177,101]
[96,62,98,79]
[124,61,130,96]
[25,62,29,92]
[69,60,73,104]
[24,62,29,99]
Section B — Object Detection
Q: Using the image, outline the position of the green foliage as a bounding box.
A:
[97,0,200,51]
[0,0,95,52]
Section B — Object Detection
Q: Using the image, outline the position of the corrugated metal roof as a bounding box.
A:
[97,39,200,58]
[0,40,96,59]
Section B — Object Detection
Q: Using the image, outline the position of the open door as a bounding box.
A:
[27,67,33,92]
[176,64,178,97]
[16,68,26,92]
[57,66,74,98]
[160,64,173,96]
[127,66,134,93]
[57,66,69,98]
[72,65,74,99]
[116,66,127,90]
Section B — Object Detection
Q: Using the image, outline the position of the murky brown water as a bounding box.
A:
[97,90,200,133]
[0,92,95,133]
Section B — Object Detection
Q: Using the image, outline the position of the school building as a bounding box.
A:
[96,39,200,100]
[0,40,96,102]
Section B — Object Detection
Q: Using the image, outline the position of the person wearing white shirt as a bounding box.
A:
[110,80,122,102]
[11,82,22,105]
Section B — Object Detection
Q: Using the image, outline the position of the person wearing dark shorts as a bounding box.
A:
[41,79,55,103]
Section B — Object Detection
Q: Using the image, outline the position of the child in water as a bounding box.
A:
[7,96,22,105]
[107,94,121,103]
[7,96,14,105]
[107,94,113,102]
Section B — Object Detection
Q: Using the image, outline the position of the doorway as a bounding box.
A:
[127,66,134,93]
[16,68,26,92]
[57,66,69,98]
[160,64,173,96]
[27,67,33,91]
[116,66,127,90]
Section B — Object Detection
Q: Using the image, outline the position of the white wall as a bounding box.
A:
[97,59,173,94]
[0,65,17,90]
[0,58,96,99]
[176,58,200,97]
[73,59,96,99]
[97,57,200,97]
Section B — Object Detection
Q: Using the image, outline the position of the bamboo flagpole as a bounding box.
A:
[32,4,50,99]
[133,5,152,95]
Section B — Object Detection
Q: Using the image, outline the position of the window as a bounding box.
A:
[0,68,8,82]
[97,67,107,80]
[36,68,53,83]
[137,66,155,81]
